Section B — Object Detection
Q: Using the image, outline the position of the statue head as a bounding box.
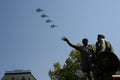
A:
[97,34,105,41]
[82,38,88,46]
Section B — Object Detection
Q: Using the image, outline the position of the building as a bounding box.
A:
[1,70,36,80]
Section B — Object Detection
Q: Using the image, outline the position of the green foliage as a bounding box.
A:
[49,44,96,80]
[49,50,87,80]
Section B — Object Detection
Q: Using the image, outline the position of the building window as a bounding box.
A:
[11,77,15,80]
[28,78,30,80]
[21,77,25,80]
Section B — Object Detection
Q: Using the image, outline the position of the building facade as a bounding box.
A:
[1,70,36,80]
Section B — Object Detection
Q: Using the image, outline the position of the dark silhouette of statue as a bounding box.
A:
[62,35,119,80]
[94,34,119,80]
[62,37,94,80]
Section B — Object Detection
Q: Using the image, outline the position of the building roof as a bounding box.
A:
[5,70,31,75]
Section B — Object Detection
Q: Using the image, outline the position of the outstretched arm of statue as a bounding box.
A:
[62,37,69,42]
[62,37,78,49]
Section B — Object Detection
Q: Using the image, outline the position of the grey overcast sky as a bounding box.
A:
[0,0,120,80]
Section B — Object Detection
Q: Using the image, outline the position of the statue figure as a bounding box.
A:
[94,34,119,80]
[95,34,114,53]
[62,37,94,80]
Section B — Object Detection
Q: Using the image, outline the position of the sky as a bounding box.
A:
[0,0,120,80]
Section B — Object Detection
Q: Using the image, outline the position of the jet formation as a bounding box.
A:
[36,8,57,28]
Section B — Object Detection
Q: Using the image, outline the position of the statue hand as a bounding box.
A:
[62,37,68,42]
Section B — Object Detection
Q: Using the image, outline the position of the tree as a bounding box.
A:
[49,49,88,80]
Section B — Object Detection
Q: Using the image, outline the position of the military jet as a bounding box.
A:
[36,8,44,12]
[46,19,53,23]
[50,24,57,28]
[41,13,48,18]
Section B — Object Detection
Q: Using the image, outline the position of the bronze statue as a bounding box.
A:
[62,35,119,80]
[62,37,94,80]
[94,34,119,80]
